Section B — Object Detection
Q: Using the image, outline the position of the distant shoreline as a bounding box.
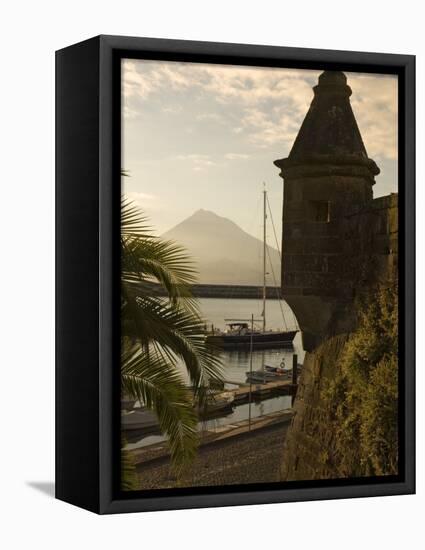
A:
[146,282,282,300]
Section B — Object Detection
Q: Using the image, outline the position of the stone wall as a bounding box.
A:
[274,71,399,480]
[282,192,398,351]
[280,193,398,481]
[281,334,349,480]
[326,192,398,336]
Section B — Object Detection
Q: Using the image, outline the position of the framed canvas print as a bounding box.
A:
[56,35,415,514]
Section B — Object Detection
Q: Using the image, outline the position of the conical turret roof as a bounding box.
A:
[274,71,379,179]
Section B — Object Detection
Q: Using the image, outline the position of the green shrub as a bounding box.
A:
[322,283,398,477]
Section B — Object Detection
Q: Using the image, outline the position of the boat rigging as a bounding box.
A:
[206,185,298,350]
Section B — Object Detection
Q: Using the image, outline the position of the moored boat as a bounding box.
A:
[246,368,292,382]
[207,323,297,350]
[246,362,302,383]
[202,390,235,412]
[121,408,159,431]
[265,363,302,376]
[121,396,137,411]
[205,187,298,351]
[122,390,236,432]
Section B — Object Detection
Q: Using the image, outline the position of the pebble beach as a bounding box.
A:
[135,422,289,490]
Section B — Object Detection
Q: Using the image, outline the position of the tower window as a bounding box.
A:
[309,200,330,222]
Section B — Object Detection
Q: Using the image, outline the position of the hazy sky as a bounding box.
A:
[122,59,398,241]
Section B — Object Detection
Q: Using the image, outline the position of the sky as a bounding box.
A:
[122,59,398,241]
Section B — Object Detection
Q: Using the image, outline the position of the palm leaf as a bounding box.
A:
[122,294,223,394]
[121,197,153,238]
[122,235,199,310]
[120,198,224,472]
[121,341,199,469]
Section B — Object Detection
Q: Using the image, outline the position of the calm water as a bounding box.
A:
[125,395,293,450]
[191,297,304,384]
[125,297,304,451]
[199,297,298,333]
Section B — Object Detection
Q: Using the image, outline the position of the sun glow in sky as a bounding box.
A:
[122,59,398,240]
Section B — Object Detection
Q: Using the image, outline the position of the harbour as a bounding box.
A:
[121,187,305,490]
[117,64,400,494]
[124,296,303,448]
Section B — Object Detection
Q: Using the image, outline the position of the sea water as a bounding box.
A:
[196,297,304,383]
[125,297,303,450]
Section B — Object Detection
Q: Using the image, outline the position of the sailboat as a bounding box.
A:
[206,186,298,351]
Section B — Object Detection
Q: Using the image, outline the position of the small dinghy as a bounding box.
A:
[121,408,159,431]
[199,391,235,413]
[265,364,303,377]
[122,391,236,431]
[121,396,137,411]
[245,370,284,383]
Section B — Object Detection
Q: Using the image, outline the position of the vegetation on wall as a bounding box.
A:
[322,283,399,477]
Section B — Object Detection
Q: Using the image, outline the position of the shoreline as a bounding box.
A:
[134,420,290,490]
[129,408,293,466]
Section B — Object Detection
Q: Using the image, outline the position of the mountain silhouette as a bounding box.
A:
[162,209,281,286]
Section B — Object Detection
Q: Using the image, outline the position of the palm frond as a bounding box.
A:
[122,235,199,310]
[121,341,199,468]
[120,198,224,472]
[123,236,197,283]
[121,197,153,238]
[122,294,223,394]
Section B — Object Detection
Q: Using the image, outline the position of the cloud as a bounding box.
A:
[196,113,224,122]
[173,153,217,171]
[162,105,183,114]
[122,59,398,164]
[348,72,398,160]
[123,59,315,107]
[125,191,159,210]
[224,153,249,160]
[121,60,317,153]
[237,106,302,151]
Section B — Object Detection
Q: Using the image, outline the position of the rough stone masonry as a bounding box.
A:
[274,70,398,480]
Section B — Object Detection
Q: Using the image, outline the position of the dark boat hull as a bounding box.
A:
[206,330,297,350]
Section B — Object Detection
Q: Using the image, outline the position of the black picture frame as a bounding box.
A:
[56,35,415,514]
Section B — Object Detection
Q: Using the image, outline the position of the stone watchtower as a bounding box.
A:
[274,71,380,352]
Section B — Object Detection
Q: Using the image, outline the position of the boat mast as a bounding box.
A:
[262,184,267,332]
